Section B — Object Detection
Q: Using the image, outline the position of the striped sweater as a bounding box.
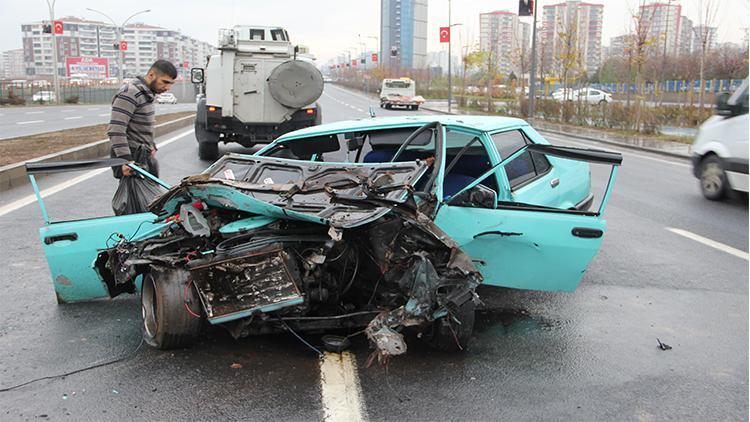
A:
[108,76,156,161]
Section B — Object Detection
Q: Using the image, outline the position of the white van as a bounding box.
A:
[691,79,749,200]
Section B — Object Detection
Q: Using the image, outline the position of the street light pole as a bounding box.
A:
[448,0,452,113]
[45,0,60,105]
[527,0,539,117]
[86,8,150,85]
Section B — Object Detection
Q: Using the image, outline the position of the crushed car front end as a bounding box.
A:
[96,154,481,360]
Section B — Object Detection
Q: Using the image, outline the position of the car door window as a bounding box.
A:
[443,129,498,203]
[491,130,552,190]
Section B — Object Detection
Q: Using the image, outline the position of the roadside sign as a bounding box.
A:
[66,57,109,78]
[372,53,378,62]
[183,61,189,69]
[120,41,128,51]
[351,59,357,66]
[439,27,450,43]
[53,21,64,35]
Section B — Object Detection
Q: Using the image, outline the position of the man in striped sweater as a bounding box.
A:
[109,60,177,178]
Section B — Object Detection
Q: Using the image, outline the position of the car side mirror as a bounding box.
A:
[190,68,205,84]
[449,184,497,209]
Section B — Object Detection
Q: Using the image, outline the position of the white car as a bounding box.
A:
[691,79,749,200]
[155,92,178,104]
[552,88,612,104]
[32,91,56,103]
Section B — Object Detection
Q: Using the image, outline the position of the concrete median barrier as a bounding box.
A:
[0,114,195,192]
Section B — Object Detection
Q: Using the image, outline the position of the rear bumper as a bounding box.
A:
[206,108,318,144]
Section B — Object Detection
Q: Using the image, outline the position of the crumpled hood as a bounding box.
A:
[149,154,431,228]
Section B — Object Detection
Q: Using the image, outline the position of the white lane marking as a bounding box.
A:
[319,352,367,422]
[25,111,44,115]
[61,109,75,113]
[64,116,83,120]
[0,129,194,219]
[544,134,691,169]
[666,227,749,261]
[87,108,99,111]
[98,113,109,117]
[16,120,44,125]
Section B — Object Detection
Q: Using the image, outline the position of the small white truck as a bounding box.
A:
[379,77,425,111]
[191,26,324,160]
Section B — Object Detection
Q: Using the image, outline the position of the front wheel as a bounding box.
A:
[700,154,728,200]
[141,267,202,349]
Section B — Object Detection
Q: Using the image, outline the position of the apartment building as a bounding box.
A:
[20,16,215,79]
[638,2,683,56]
[1,49,25,79]
[380,0,428,69]
[540,1,604,75]
[692,25,718,53]
[479,10,530,77]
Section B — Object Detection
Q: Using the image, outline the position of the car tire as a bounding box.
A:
[424,298,476,352]
[413,105,419,111]
[700,154,728,200]
[598,99,607,105]
[141,267,202,350]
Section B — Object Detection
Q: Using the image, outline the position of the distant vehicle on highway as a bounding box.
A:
[155,92,178,104]
[31,91,56,103]
[379,77,424,110]
[552,88,612,104]
[691,78,749,200]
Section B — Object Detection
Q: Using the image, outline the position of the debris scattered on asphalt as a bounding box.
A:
[657,338,672,351]
[230,362,242,369]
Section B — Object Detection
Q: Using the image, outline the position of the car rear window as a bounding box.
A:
[491,130,552,190]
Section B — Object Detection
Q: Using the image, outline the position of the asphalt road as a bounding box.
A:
[0,103,196,140]
[0,83,747,421]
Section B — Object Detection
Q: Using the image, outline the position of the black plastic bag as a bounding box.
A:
[112,174,166,215]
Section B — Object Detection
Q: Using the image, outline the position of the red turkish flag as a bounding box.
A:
[53,21,64,35]
[439,27,450,43]
[120,41,128,51]
[371,53,378,62]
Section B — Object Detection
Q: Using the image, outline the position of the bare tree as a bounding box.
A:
[625,1,657,130]
[555,11,584,100]
[695,0,720,108]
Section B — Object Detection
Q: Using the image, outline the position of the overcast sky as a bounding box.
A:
[2,0,747,63]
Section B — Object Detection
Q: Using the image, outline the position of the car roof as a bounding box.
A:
[277,115,529,141]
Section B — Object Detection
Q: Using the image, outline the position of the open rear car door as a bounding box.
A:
[434,144,622,292]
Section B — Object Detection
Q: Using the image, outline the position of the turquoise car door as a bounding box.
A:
[26,159,168,303]
[434,144,622,292]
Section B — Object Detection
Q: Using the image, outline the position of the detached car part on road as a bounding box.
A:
[26,116,621,360]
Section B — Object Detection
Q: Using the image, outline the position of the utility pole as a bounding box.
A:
[87,8,150,85]
[527,0,539,117]
[45,0,60,105]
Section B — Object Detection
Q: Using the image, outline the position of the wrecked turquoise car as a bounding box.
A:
[27,116,621,359]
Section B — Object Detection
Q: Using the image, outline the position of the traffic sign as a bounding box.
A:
[120,41,128,51]
[53,21,64,35]
[372,53,378,62]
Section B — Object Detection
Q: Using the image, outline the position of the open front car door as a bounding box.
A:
[434,144,622,292]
